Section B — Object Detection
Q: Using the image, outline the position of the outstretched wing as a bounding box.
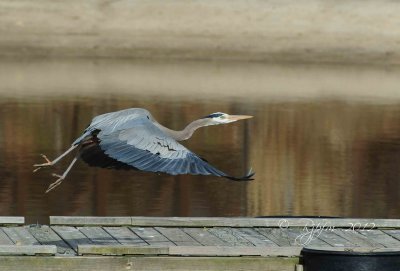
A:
[80,115,253,181]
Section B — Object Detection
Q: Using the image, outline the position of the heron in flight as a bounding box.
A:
[34,108,254,193]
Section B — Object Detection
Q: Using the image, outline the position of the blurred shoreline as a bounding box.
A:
[1,58,400,102]
[1,1,400,65]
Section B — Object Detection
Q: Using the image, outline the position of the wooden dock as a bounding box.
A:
[0,216,399,270]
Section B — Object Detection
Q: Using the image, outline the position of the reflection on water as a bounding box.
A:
[1,59,400,223]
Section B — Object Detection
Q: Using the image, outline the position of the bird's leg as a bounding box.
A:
[33,145,77,172]
[45,157,78,193]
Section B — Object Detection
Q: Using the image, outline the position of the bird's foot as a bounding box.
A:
[45,173,64,193]
[33,154,53,172]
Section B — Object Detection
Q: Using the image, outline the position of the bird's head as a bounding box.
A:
[202,112,253,125]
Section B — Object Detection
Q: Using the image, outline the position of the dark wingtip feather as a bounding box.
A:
[224,168,255,182]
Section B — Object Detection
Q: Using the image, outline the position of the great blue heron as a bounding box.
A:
[34,108,254,193]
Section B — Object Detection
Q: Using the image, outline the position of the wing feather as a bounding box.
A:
[79,110,254,181]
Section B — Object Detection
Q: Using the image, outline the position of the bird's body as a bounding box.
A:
[34,108,254,192]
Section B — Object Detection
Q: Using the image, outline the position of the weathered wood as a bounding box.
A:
[154,227,201,246]
[208,228,254,246]
[2,227,40,245]
[130,227,175,247]
[333,229,384,247]
[357,229,400,247]
[168,246,302,256]
[0,229,14,245]
[99,245,400,256]
[78,245,168,255]
[78,245,305,256]
[382,229,400,242]
[0,256,299,271]
[256,228,291,246]
[51,216,400,228]
[0,217,24,225]
[104,227,148,246]
[130,217,400,228]
[0,245,56,256]
[131,217,267,227]
[182,228,227,246]
[27,225,74,255]
[283,228,330,247]
[0,216,398,271]
[256,228,332,247]
[232,228,278,247]
[77,227,119,245]
[51,226,92,253]
[316,230,354,247]
[50,217,131,226]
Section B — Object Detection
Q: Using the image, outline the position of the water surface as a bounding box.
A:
[1,59,400,223]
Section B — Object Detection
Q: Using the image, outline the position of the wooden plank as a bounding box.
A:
[3,246,400,271]
[50,216,131,226]
[334,229,384,247]
[0,245,56,255]
[130,227,175,247]
[51,226,93,253]
[104,227,148,246]
[256,228,291,246]
[357,229,400,247]
[78,245,168,255]
[316,230,354,247]
[77,227,119,245]
[154,227,201,246]
[170,246,400,256]
[168,246,302,256]
[129,217,400,228]
[0,229,14,245]
[2,227,40,245]
[27,225,75,255]
[382,229,400,241]
[51,216,400,228]
[283,228,330,247]
[0,256,299,271]
[233,228,278,247]
[207,228,254,246]
[78,245,305,256]
[182,228,226,246]
[131,217,266,227]
[0,217,24,225]
[256,228,329,247]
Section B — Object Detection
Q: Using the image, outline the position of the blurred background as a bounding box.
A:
[0,1,400,223]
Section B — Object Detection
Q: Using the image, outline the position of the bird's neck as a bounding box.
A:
[155,119,210,141]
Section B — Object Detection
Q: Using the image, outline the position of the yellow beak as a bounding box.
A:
[227,115,253,121]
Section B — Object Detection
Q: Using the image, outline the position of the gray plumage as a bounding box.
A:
[34,108,254,193]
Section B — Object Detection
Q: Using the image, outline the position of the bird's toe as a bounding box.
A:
[51,173,63,179]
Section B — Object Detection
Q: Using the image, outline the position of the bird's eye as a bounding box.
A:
[147,116,150,119]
